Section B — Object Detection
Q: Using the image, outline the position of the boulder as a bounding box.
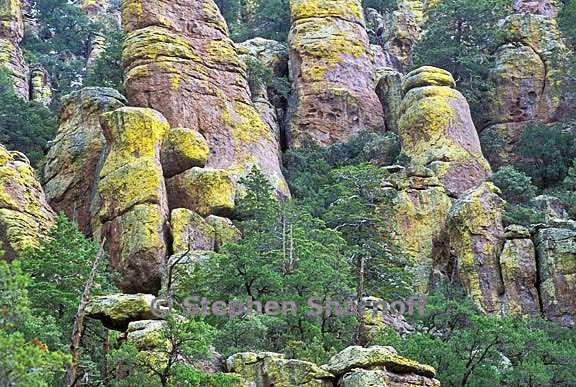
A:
[375,68,403,133]
[286,0,385,147]
[500,226,540,316]
[121,0,288,196]
[93,107,170,293]
[448,183,506,313]
[321,346,436,380]
[170,208,215,253]
[533,224,576,326]
[399,66,492,196]
[227,352,334,387]
[205,215,242,250]
[0,146,55,260]
[161,250,211,299]
[339,368,440,387]
[166,168,236,217]
[42,87,126,235]
[379,166,452,290]
[237,37,289,76]
[86,294,161,331]
[160,127,210,178]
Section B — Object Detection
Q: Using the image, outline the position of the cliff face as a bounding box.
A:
[0,0,28,98]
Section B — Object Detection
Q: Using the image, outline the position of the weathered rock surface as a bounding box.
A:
[322,346,439,387]
[533,223,576,326]
[170,208,215,253]
[160,127,209,178]
[227,352,335,387]
[86,293,161,331]
[399,66,492,196]
[286,0,384,146]
[93,107,170,293]
[380,166,452,290]
[29,65,52,106]
[205,215,241,251]
[0,0,28,98]
[448,183,506,314]
[121,0,288,195]
[0,146,55,260]
[375,67,403,133]
[532,195,568,221]
[42,87,126,235]
[500,225,540,316]
[482,3,574,166]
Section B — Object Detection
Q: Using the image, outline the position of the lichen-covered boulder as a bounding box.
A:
[379,166,452,290]
[227,352,334,387]
[322,346,437,382]
[160,128,209,178]
[0,146,55,260]
[42,87,126,235]
[121,0,288,196]
[286,0,384,146]
[500,225,540,316]
[237,37,289,76]
[93,107,170,293]
[161,250,211,299]
[339,368,440,387]
[166,167,236,217]
[448,183,506,313]
[86,294,161,331]
[29,65,52,105]
[375,68,403,133]
[170,208,215,253]
[533,222,576,326]
[205,215,241,250]
[399,66,492,196]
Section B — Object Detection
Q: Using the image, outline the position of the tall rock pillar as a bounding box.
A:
[0,0,28,98]
[122,0,288,196]
[286,0,385,147]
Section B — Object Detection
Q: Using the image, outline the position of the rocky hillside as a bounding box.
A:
[1,0,576,386]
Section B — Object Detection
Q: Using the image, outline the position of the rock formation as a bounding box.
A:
[399,66,492,197]
[29,65,52,106]
[93,107,170,293]
[0,0,28,98]
[286,0,385,146]
[375,67,403,133]
[481,1,574,166]
[447,183,506,314]
[0,145,55,260]
[380,165,452,290]
[42,87,126,235]
[121,0,288,195]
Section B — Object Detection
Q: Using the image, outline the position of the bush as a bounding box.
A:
[492,166,537,204]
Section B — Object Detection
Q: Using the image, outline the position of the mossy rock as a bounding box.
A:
[161,128,210,178]
[170,208,215,253]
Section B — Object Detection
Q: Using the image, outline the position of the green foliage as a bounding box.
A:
[515,122,576,188]
[363,0,396,13]
[502,204,545,227]
[0,330,70,386]
[216,0,291,42]
[375,290,576,387]
[492,166,537,204]
[559,0,576,50]
[412,0,509,121]
[85,29,124,92]
[0,68,57,165]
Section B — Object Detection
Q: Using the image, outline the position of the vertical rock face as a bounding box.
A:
[93,107,170,294]
[500,225,540,316]
[481,2,573,166]
[286,0,384,146]
[375,67,403,133]
[448,183,506,314]
[29,65,52,106]
[533,223,576,326]
[380,166,452,291]
[121,0,288,195]
[42,87,126,235]
[0,0,28,98]
[0,146,55,261]
[399,67,492,197]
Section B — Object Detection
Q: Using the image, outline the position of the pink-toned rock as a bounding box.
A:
[0,0,28,98]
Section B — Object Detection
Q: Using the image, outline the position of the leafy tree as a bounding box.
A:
[515,122,576,188]
[412,0,509,121]
[0,68,57,165]
[492,166,537,204]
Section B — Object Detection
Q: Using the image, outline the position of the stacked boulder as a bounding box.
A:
[121,0,288,195]
[0,0,28,98]
[481,0,574,165]
[286,0,385,146]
